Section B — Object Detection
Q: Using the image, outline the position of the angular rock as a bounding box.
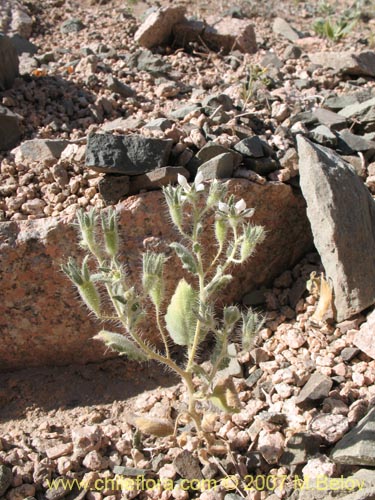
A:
[308,51,375,77]
[98,175,130,205]
[101,116,145,132]
[234,136,264,158]
[0,106,22,150]
[127,49,171,75]
[173,17,257,54]
[173,450,203,481]
[197,152,234,180]
[107,75,136,98]
[310,414,350,444]
[280,432,322,466]
[312,108,348,131]
[0,465,12,496]
[353,310,375,360]
[85,133,173,175]
[331,407,375,465]
[169,103,201,120]
[9,34,38,55]
[196,142,242,167]
[337,129,375,154]
[0,33,19,90]
[338,97,375,132]
[72,426,102,456]
[128,166,189,195]
[143,118,173,132]
[295,371,333,406]
[243,157,278,175]
[297,136,375,321]
[309,125,337,147]
[13,139,69,164]
[60,18,84,34]
[134,6,186,49]
[273,17,301,42]
[0,179,312,369]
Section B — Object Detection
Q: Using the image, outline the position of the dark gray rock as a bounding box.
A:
[341,347,360,362]
[312,108,348,131]
[196,142,242,168]
[297,136,375,321]
[0,33,19,90]
[86,133,173,175]
[197,152,234,180]
[234,136,264,158]
[169,103,201,120]
[309,125,338,147]
[173,450,203,481]
[0,465,12,496]
[9,34,38,55]
[273,17,301,41]
[280,432,322,465]
[295,371,333,406]
[338,129,375,154]
[107,75,136,98]
[261,51,283,69]
[0,106,22,150]
[331,406,375,466]
[283,45,302,60]
[243,156,278,175]
[325,94,362,111]
[98,175,130,205]
[202,93,234,112]
[245,369,263,388]
[143,118,173,132]
[338,96,375,132]
[60,18,84,34]
[129,166,189,195]
[127,49,171,75]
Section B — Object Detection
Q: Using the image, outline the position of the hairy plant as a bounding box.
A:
[241,64,271,109]
[62,175,265,445]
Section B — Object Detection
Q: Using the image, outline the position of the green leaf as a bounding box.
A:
[242,309,265,350]
[170,243,198,274]
[209,378,241,413]
[165,279,198,346]
[210,331,230,371]
[95,331,148,361]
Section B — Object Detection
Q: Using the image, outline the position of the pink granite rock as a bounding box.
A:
[134,6,186,49]
[0,179,312,370]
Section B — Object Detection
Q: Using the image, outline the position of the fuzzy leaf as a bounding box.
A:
[210,378,241,413]
[211,331,230,371]
[95,331,148,362]
[165,279,198,346]
[170,243,198,274]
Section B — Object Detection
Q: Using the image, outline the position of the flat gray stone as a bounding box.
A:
[338,129,375,154]
[310,125,338,147]
[273,17,301,41]
[0,106,22,150]
[107,75,136,98]
[0,33,19,90]
[196,142,242,168]
[295,371,333,406]
[98,175,130,205]
[280,432,322,465]
[331,406,375,466]
[297,136,375,321]
[143,118,173,132]
[128,166,189,195]
[60,18,84,34]
[169,103,201,120]
[197,152,234,180]
[312,108,348,131]
[127,49,171,75]
[85,133,173,175]
[234,136,264,158]
[15,139,68,163]
[9,34,38,55]
[308,51,375,77]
